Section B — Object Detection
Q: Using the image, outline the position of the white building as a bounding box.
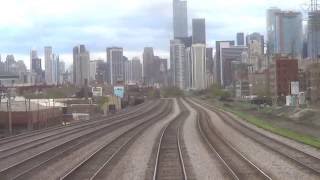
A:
[45,47,53,84]
[191,44,206,90]
[107,47,124,85]
[52,54,59,84]
[90,61,98,82]
[170,39,186,89]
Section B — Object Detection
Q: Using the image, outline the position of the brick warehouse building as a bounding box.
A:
[270,56,298,101]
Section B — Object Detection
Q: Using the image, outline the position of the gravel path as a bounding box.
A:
[181,99,232,180]
[103,98,180,180]
[191,99,320,180]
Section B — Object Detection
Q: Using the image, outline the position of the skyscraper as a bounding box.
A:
[107,47,124,85]
[30,50,38,71]
[45,46,53,84]
[192,18,206,44]
[73,45,90,86]
[220,46,248,87]
[143,47,155,85]
[173,0,188,39]
[215,41,235,86]
[307,11,320,59]
[170,40,186,89]
[124,58,143,84]
[90,60,98,82]
[267,7,281,54]
[237,32,245,46]
[52,54,59,84]
[275,11,303,57]
[267,8,303,57]
[246,32,264,55]
[191,44,206,90]
[5,55,15,72]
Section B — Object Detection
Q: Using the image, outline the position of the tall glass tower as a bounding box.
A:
[173,0,188,39]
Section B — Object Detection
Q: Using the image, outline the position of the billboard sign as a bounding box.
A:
[291,81,299,95]
[114,86,125,98]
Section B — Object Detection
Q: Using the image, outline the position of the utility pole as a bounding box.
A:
[7,92,12,135]
[7,80,15,135]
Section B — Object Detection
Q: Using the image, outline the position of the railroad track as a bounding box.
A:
[59,100,173,180]
[0,100,166,180]
[153,99,189,180]
[0,100,153,149]
[186,98,272,180]
[192,98,320,176]
[0,101,160,161]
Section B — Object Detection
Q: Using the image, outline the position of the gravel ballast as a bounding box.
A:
[102,98,180,180]
[182,99,233,180]
[191,99,320,180]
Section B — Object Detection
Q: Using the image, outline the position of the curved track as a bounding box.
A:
[0,101,158,161]
[59,100,172,180]
[0,100,153,149]
[186,98,272,180]
[192,98,320,176]
[0,100,165,180]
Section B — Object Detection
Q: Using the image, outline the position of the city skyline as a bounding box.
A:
[0,0,308,68]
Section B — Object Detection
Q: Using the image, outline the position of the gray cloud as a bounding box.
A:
[0,0,306,66]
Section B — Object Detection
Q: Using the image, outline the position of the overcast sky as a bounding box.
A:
[0,0,308,68]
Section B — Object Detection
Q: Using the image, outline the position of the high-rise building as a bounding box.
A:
[206,47,214,87]
[246,33,264,55]
[45,47,53,84]
[191,44,206,90]
[5,55,15,72]
[267,8,303,57]
[107,47,124,85]
[59,61,65,84]
[52,54,59,84]
[215,41,235,86]
[143,47,155,85]
[73,45,90,86]
[159,58,168,86]
[152,56,163,85]
[206,48,214,73]
[246,33,265,72]
[267,7,281,55]
[30,49,38,71]
[124,58,142,84]
[0,55,4,72]
[170,39,186,89]
[32,58,42,84]
[29,50,43,84]
[220,46,248,87]
[90,60,98,82]
[173,0,188,39]
[237,32,245,46]
[307,11,320,59]
[275,11,303,57]
[184,47,192,89]
[192,18,206,44]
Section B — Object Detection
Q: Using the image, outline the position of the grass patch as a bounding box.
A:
[218,104,320,149]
